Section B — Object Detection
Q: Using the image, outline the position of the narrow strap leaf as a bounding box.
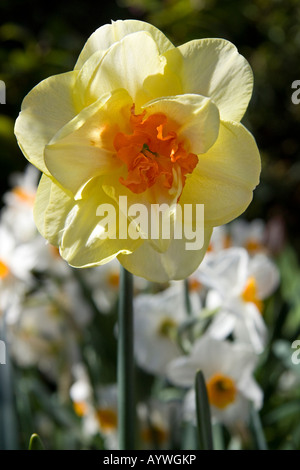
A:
[195,369,214,450]
[184,279,192,316]
[250,404,268,450]
[28,433,45,450]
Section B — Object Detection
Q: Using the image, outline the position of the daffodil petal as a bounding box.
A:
[198,247,249,297]
[248,254,280,299]
[75,19,175,70]
[181,121,260,226]
[78,31,167,108]
[14,71,78,174]
[60,178,144,267]
[165,38,253,122]
[44,89,132,197]
[15,21,260,283]
[102,169,191,255]
[33,173,74,246]
[118,226,213,282]
[143,93,220,154]
[102,179,173,254]
[33,173,52,240]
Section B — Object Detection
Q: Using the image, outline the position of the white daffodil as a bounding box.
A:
[2,165,39,243]
[206,225,232,254]
[230,218,267,254]
[0,222,40,316]
[95,384,118,445]
[134,283,201,376]
[70,363,101,438]
[1,166,72,279]
[71,372,119,449]
[166,335,263,427]
[45,277,93,327]
[8,291,79,382]
[138,399,181,449]
[0,223,37,284]
[194,247,280,353]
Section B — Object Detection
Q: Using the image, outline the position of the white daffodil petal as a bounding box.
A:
[166,357,201,388]
[249,253,280,299]
[207,311,236,340]
[238,374,263,410]
[198,248,249,297]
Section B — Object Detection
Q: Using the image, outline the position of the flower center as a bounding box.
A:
[96,407,118,432]
[12,186,35,206]
[245,239,263,253]
[188,277,202,292]
[242,276,263,312]
[113,105,198,198]
[141,424,168,445]
[107,271,120,288]
[73,401,88,417]
[206,372,237,409]
[0,260,10,280]
[157,316,177,338]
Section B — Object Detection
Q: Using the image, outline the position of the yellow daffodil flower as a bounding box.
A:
[14,20,260,282]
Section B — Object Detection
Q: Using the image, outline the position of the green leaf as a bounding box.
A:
[250,405,268,450]
[28,433,45,450]
[0,323,18,450]
[195,370,214,450]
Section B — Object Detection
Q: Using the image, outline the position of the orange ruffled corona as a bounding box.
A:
[113,106,198,197]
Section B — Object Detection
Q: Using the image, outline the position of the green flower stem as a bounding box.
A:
[184,279,192,316]
[117,266,136,450]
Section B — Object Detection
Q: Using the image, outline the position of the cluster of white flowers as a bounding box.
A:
[0,166,280,448]
[0,167,150,447]
[133,221,280,435]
